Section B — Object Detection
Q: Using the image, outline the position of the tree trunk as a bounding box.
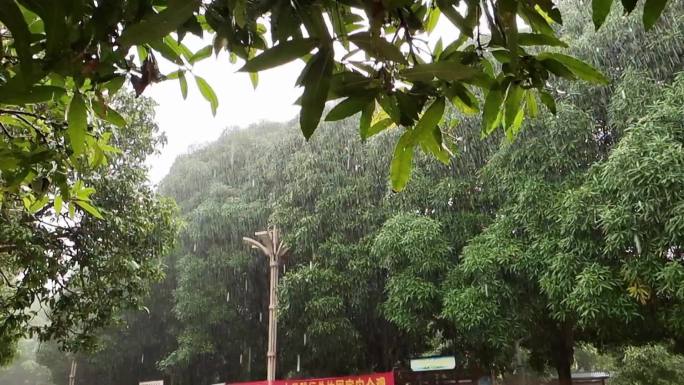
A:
[553,324,574,385]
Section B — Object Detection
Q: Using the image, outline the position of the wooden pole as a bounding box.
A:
[243,226,288,385]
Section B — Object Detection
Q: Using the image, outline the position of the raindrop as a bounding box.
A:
[226,292,230,302]
[303,333,307,346]
[297,354,301,372]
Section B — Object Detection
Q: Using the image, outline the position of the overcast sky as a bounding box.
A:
[145,37,304,184]
[145,15,459,184]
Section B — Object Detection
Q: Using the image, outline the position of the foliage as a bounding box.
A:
[0,0,676,219]
[611,345,684,385]
[0,93,179,359]
[0,339,53,385]
[23,2,684,383]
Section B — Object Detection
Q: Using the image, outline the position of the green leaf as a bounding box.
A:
[518,33,568,47]
[179,72,188,99]
[519,4,555,37]
[74,200,104,219]
[325,96,373,121]
[240,38,318,72]
[0,0,34,77]
[119,1,199,47]
[190,45,213,64]
[149,39,183,65]
[415,98,450,163]
[446,83,479,114]
[67,93,88,156]
[504,84,524,130]
[93,103,126,128]
[592,0,614,30]
[54,195,63,214]
[359,101,375,140]
[194,75,218,115]
[643,0,668,30]
[541,58,577,80]
[390,130,416,192]
[348,32,407,64]
[426,7,441,33]
[102,77,126,95]
[299,48,334,139]
[401,62,483,82]
[537,52,609,84]
[249,72,259,89]
[367,118,394,138]
[620,0,639,13]
[482,85,503,136]
[0,86,65,105]
[377,94,401,125]
[437,0,475,38]
[539,91,557,114]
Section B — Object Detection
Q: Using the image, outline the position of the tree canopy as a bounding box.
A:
[0,93,178,360]
[0,0,677,225]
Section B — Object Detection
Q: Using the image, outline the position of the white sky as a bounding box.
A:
[145,15,461,184]
[145,37,304,184]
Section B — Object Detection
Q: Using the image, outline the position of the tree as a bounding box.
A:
[440,52,684,385]
[0,93,179,360]
[611,345,684,385]
[0,0,676,220]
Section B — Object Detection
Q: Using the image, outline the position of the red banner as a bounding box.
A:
[225,371,394,385]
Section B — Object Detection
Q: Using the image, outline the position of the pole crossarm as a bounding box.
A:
[243,226,288,385]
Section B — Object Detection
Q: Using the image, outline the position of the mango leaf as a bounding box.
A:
[415,98,450,164]
[519,4,555,37]
[446,83,479,114]
[359,100,375,140]
[621,0,639,13]
[348,32,407,64]
[0,0,33,76]
[190,45,213,64]
[179,71,188,99]
[426,7,441,33]
[54,195,63,214]
[482,85,504,136]
[401,62,483,82]
[0,86,65,105]
[504,84,524,130]
[325,96,373,121]
[541,58,577,80]
[240,38,318,72]
[250,72,259,89]
[437,0,475,38]
[93,102,126,128]
[518,33,568,47]
[300,48,334,139]
[102,77,126,95]
[67,93,88,155]
[119,1,199,46]
[377,94,401,125]
[643,0,668,30]
[390,130,416,192]
[194,75,218,115]
[74,199,104,219]
[539,90,557,114]
[537,52,609,84]
[149,39,183,65]
[592,0,614,30]
[367,118,394,138]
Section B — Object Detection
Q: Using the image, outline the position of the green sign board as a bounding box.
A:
[409,356,456,372]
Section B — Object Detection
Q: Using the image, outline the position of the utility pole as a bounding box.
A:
[68,359,77,385]
[243,226,288,385]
